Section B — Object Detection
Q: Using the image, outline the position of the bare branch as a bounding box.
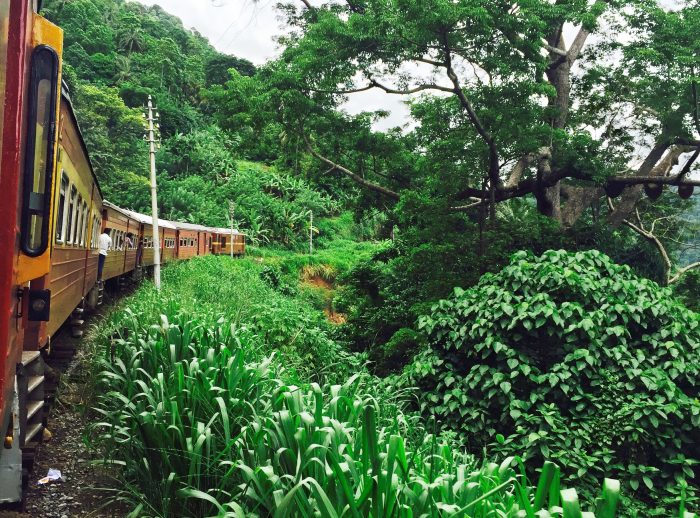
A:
[567,26,590,62]
[679,148,700,179]
[606,175,700,187]
[607,197,697,285]
[543,43,567,56]
[371,79,454,95]
[308,78,454,95]
[413,56,445,67]
[505,154,535,188]
[669,262,700,284]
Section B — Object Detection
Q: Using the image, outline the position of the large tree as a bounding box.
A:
[261,0,700,227]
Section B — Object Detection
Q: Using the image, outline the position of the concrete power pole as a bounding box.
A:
[145,95,161,290]
[229,201,235,258]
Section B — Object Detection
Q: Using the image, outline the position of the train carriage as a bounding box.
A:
[160,221,177,263]
[173,222,200,260]
[173,221,212,257]
[0,3,248,503]
[123,209,176,267]
[211,227,246,256]
[101,201,140,281]
[47,87,103,339]
[0,0,63,503]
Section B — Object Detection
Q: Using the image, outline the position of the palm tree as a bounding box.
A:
[118,26,145,54]
[113,55,132,83]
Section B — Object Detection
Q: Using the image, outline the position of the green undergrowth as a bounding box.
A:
[82,255,695,517]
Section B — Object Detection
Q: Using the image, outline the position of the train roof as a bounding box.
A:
[210,227,244,235]
[119,207,177,230]
[61,83,103,200]
[172,221,211,232]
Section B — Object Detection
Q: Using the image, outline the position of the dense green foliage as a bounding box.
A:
[399,250,699,514]
[89,256,678,518]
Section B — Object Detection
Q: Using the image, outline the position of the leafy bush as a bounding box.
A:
[259,264,282,289]
[405,249,700,513]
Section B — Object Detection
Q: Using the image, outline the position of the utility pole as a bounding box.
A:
[145,95,161,290]
[309,211,313,256]
[229,201,235,258]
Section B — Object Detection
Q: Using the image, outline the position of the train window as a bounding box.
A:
[74,199,82,246]
[55,173,68,242]
[80,202,88,246]
[75,198,84,246]
[20,45,59,256]
[95,217,101,249]
[66,185,76,244]
[89,216,95,248]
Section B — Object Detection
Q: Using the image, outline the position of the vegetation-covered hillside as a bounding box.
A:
[42,0,337,245]
[42,0,700,515]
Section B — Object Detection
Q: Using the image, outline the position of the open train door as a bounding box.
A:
[0,0,62,503]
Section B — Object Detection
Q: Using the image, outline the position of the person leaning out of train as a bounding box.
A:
[98,228,113,281]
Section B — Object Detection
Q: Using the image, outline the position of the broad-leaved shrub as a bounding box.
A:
[407,249,700,512]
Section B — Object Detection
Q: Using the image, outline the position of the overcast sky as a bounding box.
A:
[135,0,412,128]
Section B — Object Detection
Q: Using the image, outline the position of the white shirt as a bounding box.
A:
[98,233,112,256]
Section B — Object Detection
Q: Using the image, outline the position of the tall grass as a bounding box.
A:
[95,306,632,517]
[89,257,696,517]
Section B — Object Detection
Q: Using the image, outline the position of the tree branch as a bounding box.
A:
[606,175,700,187]
[669,262,700,284]
[566,26,590,62]
[308,78,454,95]
[543,43,567,56]
[302,132,400,200]
[606,197,697,285]
[441,35,501,191]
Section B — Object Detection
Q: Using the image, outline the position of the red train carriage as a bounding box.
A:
[101,201,140,281]
[173,222,200,260]
[48,87,103,339]
[0,1,63,503]
[173,221,212,257]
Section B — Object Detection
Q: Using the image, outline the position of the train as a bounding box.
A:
[0,1,245,502]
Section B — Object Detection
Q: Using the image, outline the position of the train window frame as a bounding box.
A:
[89,216,95,249]
[66,185,77,245]
[80,201,88,246]
[74,197,83,246]
[55,172,68,243]
[20,45,59,257]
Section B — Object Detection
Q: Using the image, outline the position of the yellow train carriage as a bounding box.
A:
[47,87,103,339]
[123,209,176,267]
[101,201,140,281]
[211,227,246,256]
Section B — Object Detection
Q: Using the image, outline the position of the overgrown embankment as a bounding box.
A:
[76,253,690,517]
